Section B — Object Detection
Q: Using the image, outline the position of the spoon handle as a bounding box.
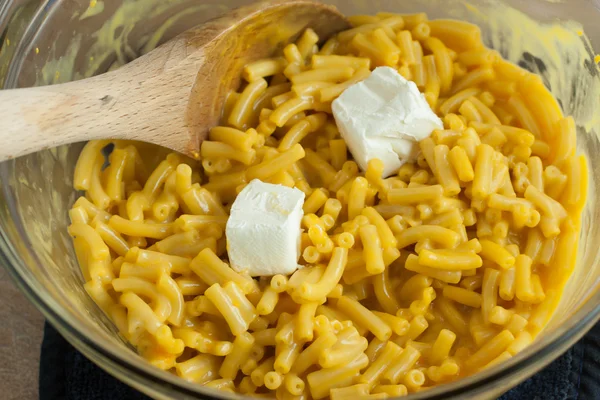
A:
[0,51,199,163]
[0,80,120,162]
[0,30,207,163]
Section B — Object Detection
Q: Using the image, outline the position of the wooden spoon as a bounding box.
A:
[0,0,348,162]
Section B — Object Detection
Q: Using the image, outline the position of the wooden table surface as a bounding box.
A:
[0,267,44,400]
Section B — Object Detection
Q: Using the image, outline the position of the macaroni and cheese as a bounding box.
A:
[68,11,587,399]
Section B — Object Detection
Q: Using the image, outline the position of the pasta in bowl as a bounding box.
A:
[68,10,587,399]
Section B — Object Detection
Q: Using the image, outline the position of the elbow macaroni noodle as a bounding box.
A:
[69,12,587,399]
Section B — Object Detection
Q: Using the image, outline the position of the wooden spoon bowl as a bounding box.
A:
[0,0,349,161]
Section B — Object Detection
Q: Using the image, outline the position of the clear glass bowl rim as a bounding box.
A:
[1,0,600,398]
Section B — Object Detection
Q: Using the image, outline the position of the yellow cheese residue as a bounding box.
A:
[460,1,600,133]
[79,0,104,21]
[38,0,230,85]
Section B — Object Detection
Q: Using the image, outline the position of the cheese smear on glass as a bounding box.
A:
[226,179,305,277]
[332,66,443,178]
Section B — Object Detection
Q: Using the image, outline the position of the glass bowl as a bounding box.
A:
[0,0,599,399]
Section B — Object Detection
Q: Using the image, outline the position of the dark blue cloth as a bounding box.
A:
[39,322,600,400]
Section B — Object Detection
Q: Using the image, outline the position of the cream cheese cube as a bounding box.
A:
[226,179,305,277]
[332,66,443,178]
